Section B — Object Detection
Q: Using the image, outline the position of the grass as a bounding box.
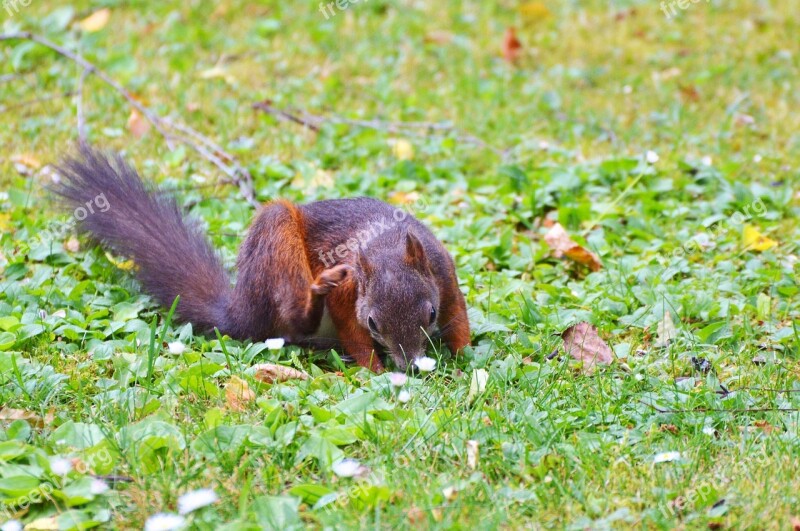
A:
[1,0,799,529]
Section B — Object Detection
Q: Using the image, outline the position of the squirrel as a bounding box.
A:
[52,147,471,372]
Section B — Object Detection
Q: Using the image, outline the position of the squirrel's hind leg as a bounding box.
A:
[234,200,342,340]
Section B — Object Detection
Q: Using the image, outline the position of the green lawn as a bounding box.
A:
[1,0,799,529]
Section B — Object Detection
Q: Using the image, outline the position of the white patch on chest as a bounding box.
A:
[313,306,338,340]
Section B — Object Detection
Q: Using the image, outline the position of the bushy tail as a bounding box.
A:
[54,147,232,333]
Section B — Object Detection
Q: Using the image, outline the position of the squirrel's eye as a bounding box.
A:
[368,316,379,333]
[429,307,437,324]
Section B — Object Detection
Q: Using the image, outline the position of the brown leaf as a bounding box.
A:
[754,419,780,434]
[11,153,41,176]
[252,363,309,384]
[225,376,255,412]
[0,408,54,428]
[127,109,150,139]
[561,322,614,371]
[502,27,523,63]
[544,223,602,271]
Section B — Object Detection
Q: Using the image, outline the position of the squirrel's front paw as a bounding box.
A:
[311,264,353,295]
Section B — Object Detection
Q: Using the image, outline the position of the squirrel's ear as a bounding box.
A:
[404,231,429,270]
[358,250,373,278]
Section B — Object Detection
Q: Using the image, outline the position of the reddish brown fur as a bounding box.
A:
[55,148,470,372]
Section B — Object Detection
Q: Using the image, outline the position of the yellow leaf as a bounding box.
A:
[743,224,777,251]
[79,8,111,32]
[0,213,12,232]
[519,2,551,22]
[391,139,414,161]
[105,252,136,271]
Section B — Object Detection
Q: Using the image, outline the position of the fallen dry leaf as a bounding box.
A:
[655,311,678,348]
[561,322,614,371]
[407,507,426,525]
[544,223,603,271]
[754,419,780,435]
[502,27,523,63]
[127,109,150,139]
[0,407,54,428]
[11,153,41,176]
[79,8,111,32]
[225,376,255,412]
[25,516,59,530]
[252,363,309,384]
[466,439,479,470]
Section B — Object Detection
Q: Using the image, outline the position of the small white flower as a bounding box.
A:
[265,338,285,350]
[332,458,363,478]
[645,150,659,164]
[753,154,762,163]
[167,341,185,355]
[538,140,550,150]
[414,356,437,372]
[53,309,67,319]
[90,479,110,495]
[653,451,681,463]
[702,427,717,437]
[178,488,218,515]
[1,520,23,531]
[388,373,408,387]
[50,457,72,476]
[701,155,713,167]
[623,84,633,94]
[144,513,186,531]
[397,390,411,403]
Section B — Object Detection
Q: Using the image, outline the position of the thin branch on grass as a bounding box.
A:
[0,31,260,208]
[75,68,89,148]
[252,100,509,157]
[640,400,800,414]
[0,32,174,147]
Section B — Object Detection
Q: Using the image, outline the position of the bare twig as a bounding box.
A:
[640,400,800,414]
[76,68,89,148]
[1,31,260,208]
[252,100,509,157]
[0,32,174,148]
